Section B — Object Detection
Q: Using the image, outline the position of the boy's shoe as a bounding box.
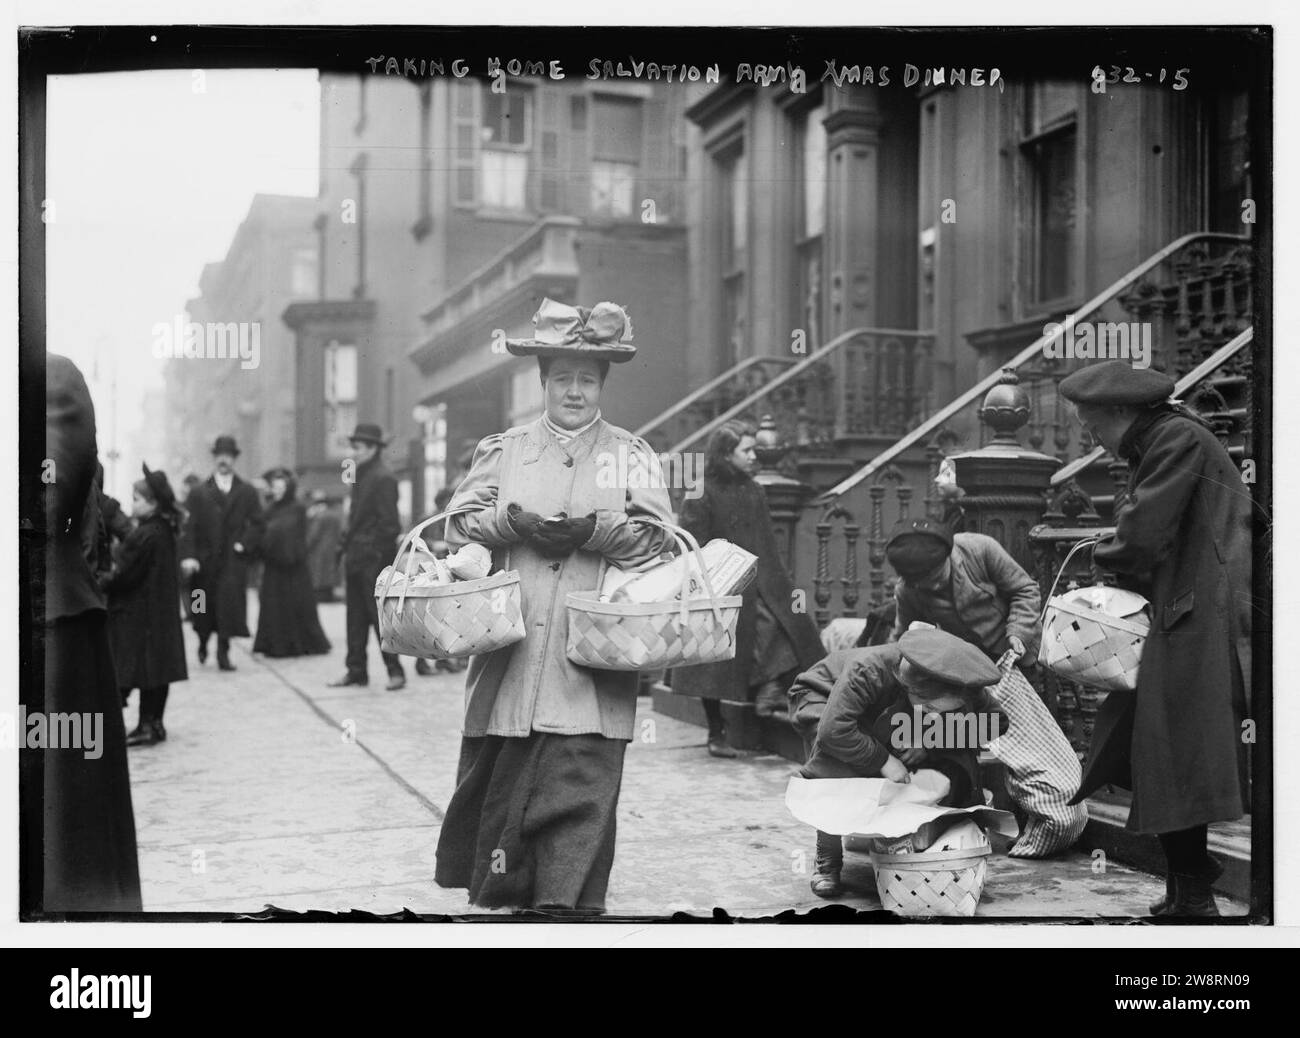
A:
[754,681,788,719]
[1151,857,1224,916]
[707,734,739,758]
[810,859,843,899]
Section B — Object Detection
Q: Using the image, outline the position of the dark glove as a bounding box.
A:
[564,513,597,550]
[530,522,578,559]
[505,502,545,542]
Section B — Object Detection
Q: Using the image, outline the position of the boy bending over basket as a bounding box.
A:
[789,627,1007,899]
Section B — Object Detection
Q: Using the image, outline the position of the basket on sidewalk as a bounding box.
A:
[868,845,992,918]
[1037,537,1150,693]
[376,507,525,660]
[566,517,741,671]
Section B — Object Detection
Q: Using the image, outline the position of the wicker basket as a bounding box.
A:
[376,508,526,660]
[1037,538,1150,693]
[869,845,992,918]
[566,517,741,671]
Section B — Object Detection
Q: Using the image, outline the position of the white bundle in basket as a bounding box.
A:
[375,542,492,594]
[599,538,756,603]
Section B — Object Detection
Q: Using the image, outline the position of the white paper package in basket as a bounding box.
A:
[599,538,757,603]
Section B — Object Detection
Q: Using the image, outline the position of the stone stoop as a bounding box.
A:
[650,684,1253,906]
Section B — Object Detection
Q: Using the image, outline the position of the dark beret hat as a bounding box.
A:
[885,517,954,577]
[898,628,1001,690]
[1058,360,1175,406]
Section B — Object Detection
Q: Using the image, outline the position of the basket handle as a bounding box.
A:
[381,506,481,611]
[1038,536,1102,625]
[625,515,727,626]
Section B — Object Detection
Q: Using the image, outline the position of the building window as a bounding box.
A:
[480,86,532,211]
[452,80,479,207]
[290,247,317,298]
[323,341,358,461]
[1020,83,1079,307]
[792,101,827,347]
[591,161,637,217]
[718,144,748,365]
[590,95,643,218]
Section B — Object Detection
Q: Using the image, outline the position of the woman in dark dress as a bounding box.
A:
[673,421,825,757]
[107,465,189,748]
[253,468,331,658]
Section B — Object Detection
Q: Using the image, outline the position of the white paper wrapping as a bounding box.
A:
[784,769,1020,839]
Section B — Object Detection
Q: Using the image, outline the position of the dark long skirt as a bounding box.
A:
[434,732,627,910]
[253,562,331,658]
[36,612,142,912]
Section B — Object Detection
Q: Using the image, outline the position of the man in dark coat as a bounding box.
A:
[329,423,406,691]
[1061,361,1255,917]
[178,435,264,671]
[30,354,142,912]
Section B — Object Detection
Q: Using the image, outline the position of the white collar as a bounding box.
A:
[543,410,602,444]
[214,471,234,492]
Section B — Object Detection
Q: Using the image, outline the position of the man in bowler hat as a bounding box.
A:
[329,423,406,691]
[179,435,264,670]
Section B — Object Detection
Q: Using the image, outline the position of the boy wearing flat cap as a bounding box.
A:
[886,516,1041,665]
[1060,360,1254,917]
[791,627,1006,898]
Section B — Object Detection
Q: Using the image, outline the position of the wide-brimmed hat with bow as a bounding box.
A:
[506,298,637,362]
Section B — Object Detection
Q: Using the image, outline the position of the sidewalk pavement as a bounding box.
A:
[125,594,1247,919]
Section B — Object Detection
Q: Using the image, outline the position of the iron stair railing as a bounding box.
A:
[813,231,1251,506]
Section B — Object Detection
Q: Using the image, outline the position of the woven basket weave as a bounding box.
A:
[1037,538,1150,693]
[869,846,991,918]
[566,517,741,671]
[376,508,525,660]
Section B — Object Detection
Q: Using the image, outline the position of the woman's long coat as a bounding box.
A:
[671,466,825,702]
[254,499,331,657]
[106,513,189,690]
[1073,410,1256,834]
[444,417,674,741]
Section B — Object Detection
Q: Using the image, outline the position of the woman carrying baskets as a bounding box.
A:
[1059,361,1255,917]
[431,299,675,913]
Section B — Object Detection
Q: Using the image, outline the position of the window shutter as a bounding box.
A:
[640,95,672,221]
[537,88,566,213]
[451,80,480,207]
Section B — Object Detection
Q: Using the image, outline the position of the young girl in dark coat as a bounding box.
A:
[253,468,332,658]
[674,421,825,756]
[107,465,189,747]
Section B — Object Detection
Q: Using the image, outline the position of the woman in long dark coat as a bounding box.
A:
[672,421,825,756]
[1061,361,1255,917]
[253,469,331,658]
[108,465,189,747]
